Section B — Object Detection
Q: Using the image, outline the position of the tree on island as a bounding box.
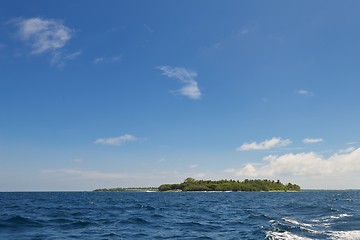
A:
[158,178,301,192]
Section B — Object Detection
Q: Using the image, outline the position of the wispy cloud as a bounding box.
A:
[213,26,253,49]
[14,17,73,54]
[13,17,78,67]
[190,164,198,169]
[303,138,324,144]
[64,51,82,60]
[93,57,104,64]
[42,169,129,180]
[51,50,82,68]
[93,55,122,64]
[237,137,292,151]
[73,158,83,163]
[157,66,202,100]
[240,28,250,35]
[111,55,121,62]
[94,134,137,146]
[158,158,166,163]
[338,147,356,154]
[143,24,154,34]
[297,89,313,96]
[229,147,360,178]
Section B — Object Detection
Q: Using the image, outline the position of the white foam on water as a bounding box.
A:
[269,214,358,240]
[267,229,360,239]
[310,213,352,224]
[328,230,360,240]
[282,217,321,234]
[328,213,352,219]
[283,217,313,227]
[266,231,312,240]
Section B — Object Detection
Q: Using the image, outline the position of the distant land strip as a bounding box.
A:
[94,178,301,192]
[93,187,158,192]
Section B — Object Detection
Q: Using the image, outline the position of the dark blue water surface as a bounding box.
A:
[1,191,360,239]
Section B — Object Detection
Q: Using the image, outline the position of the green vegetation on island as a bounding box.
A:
[93,178,301,192]
[158,178,301,192]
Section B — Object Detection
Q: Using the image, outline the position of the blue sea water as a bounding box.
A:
[0,191,360,239]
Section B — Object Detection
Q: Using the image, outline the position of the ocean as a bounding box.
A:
[0,191,359,239]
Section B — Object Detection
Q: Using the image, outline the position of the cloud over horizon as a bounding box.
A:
[158,66,202,100]
[228,147,360,180]
[237,137,292,151]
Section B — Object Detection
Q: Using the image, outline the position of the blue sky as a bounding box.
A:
[1,0,360,190]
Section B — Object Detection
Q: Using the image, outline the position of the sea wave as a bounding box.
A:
[328,230,360,239]
[266,230,360,240]
[0,215,42,229]
[282,217,313,227]
[1,191,360,239]
[311,213,352,223]
[266,231,312,240]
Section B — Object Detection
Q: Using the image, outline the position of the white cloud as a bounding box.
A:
[14,17,77,67]
[237,137,292,151]
[158,66,202,100]
[338,147,356,154]
[236,164,259,177]
[64,51,82,60]
[230,147,360,179]
[297,89,313,96]
[303,138,324,144]
[15,17,73,54]
[93,57,104,64]
[94,134,137,146]
[178,81,201,99]
[93,55,122,64]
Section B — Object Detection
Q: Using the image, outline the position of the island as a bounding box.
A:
[93,187,158,192]
[158,178,301,192]
[94,178,301,192]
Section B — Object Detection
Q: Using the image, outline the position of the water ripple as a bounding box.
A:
[0,191,359,239]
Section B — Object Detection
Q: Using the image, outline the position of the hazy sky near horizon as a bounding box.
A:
[1,0,360,191]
